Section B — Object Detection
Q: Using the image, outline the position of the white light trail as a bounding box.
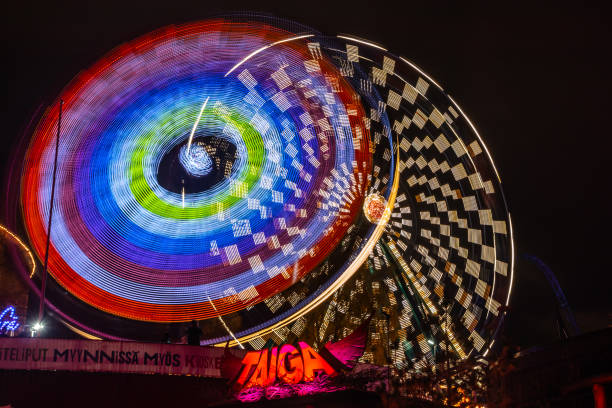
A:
[399,56,444,91]
[215,145,401,347]
[208,296,245,349]
[447,95,502,183]
[505,213,515,307]
[336,35,388,52]
[224,34,315,78]
[187,96,209,155]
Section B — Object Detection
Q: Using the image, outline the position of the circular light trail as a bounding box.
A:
[14,16,514,369]
[21,20,371,322]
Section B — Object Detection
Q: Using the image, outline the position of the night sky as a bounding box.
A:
[2,1,610,348]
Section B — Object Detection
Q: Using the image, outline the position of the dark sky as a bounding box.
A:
[2,1,610,348]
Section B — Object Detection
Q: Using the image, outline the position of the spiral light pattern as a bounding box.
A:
[22,21,370,322]
[18,16,513,367]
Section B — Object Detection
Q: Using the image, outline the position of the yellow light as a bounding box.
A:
[0,223,36,278]
[215,144,401,347]
[60,320,102,340]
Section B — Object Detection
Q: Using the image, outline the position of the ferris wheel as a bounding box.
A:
[7,15,513,369]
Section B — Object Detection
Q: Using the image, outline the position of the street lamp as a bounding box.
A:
[31,322,44,337]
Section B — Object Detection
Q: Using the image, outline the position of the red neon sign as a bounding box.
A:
[235,342,336,388]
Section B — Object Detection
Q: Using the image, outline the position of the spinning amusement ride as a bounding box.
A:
[4,15,513,371]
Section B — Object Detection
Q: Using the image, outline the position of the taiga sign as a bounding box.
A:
[235,342,337,388]
[0,338,245,377]
[222,319,369,394]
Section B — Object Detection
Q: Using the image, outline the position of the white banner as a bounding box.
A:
[0,338,245,377]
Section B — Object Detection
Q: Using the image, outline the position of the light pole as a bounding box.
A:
[38,98,63,334]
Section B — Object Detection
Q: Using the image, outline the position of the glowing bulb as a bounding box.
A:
[179,143,213,177]
[363,193,387,224]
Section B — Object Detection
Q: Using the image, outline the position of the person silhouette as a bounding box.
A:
[186,320,203,346]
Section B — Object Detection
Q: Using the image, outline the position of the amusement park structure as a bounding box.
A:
[0,14,517,407]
